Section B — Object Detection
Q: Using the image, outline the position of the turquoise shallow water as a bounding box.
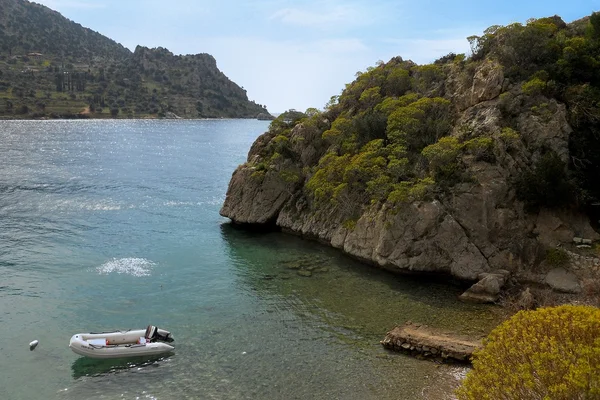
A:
[0,120,502,400]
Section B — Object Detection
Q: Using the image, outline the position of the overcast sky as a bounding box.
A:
[34,0,600,113]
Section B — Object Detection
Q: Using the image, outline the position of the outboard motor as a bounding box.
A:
[145,325,174,343]
[156,327,174,342]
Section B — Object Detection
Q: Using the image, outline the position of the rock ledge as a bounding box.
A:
[381,322,482,362]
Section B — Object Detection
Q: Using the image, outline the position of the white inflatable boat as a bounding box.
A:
[69,325,174,359]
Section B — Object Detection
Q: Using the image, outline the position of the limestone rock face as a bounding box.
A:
[470,60,505,106]
[448,60,504,112]
[220,58,598,287]
[338,201,488,279]
[220,130,301,224]
[517,100,572,163]
[220,166,290,224]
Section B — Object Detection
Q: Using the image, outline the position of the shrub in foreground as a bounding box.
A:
[456,305,600,400]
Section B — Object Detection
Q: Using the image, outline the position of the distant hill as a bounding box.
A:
[0,0,270,119]
[0,0,131,61]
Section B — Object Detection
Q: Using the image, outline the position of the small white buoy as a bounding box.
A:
[29,340,39,351]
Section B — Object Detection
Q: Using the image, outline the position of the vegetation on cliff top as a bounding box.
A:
[0,0,269,119]
[260,13,600,221]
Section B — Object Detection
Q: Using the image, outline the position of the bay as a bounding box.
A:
[0,120,501,399]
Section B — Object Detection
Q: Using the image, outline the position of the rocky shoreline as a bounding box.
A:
[220,58,600,307]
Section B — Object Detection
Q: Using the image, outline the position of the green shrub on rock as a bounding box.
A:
[456,305,600,400]
[464,137,494,161]
[499,127,520,147]
[387,178,435,205]
[306,153,350,203]
[421,137,464,185]
[522,77,547,96]
[421,136,462,168]
[515,151,576,210]
[387,97,452,152]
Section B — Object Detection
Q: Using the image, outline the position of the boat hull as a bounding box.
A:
[69,329,174,359]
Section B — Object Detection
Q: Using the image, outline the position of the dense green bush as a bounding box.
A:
[521,77,547,96]
[515,152,576,210]
[457,305,600,400]
[421,137,461,169]
[468,17,563,78]
[387,97,452,152]
[566,85,600,205]
[352,110,387,145]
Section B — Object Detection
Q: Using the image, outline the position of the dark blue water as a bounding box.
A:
[0,120,501,399]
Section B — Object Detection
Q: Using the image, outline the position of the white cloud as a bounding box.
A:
[270,3,370,30]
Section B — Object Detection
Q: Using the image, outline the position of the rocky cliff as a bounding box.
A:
[130,46,268,118]
[221,15,600,301]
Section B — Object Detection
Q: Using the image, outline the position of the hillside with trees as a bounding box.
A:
[221,13,600,307]
[0,0,270,119]
[218,12,600,398]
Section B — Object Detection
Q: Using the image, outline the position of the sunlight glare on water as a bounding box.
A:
[96,258,156,277]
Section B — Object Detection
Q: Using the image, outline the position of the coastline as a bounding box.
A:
[0,115,271,121]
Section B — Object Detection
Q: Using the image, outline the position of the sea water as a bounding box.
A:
[0,120,502,399]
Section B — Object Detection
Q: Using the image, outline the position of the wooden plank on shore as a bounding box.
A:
[380,322,483,362]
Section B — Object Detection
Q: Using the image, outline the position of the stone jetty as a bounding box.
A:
[381,322,483,362]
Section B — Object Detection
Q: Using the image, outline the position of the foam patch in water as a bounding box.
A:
[164,201,195,207]
[96,258,155,277]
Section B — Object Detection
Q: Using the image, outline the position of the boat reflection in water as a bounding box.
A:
[71,354,173,379]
